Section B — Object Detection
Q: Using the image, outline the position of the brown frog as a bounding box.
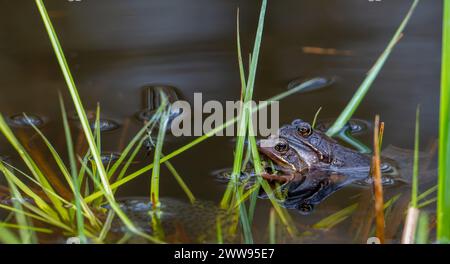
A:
[257,119,398,214]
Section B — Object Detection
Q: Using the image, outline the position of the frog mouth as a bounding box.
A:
[257,152,302,184]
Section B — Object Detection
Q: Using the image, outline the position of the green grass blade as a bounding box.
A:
[162,158,196,204]
[59,95,88,243]
[411,106,420,208]
[4,174,37,243]
[0,223,52,234]
[313,203,358,230]
[326,0,420,136]
[269,208,276,244]
[107,117,157,179]
[418,185,437,201]
[221,0,267,209]
[97,210,115,243]
[415,212,429,244]
[438,0,450,244]
[216,217,223,244]
[311,106,323,129]
[0,162,59,220]
[0,226,21,244]
[150,97,170,207]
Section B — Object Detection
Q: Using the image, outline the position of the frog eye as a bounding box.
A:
[297,124,312,137]
[274,142,289,153]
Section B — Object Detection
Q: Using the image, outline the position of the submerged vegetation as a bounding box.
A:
[0,0,447,244]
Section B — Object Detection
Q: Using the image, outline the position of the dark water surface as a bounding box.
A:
[0,0,442,243]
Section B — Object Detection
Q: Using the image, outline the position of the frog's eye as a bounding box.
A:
[274,142,289,153]
[297,124,312,137]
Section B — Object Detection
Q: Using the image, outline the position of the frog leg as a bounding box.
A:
[261,171,307,184]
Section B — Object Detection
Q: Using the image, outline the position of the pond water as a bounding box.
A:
[0,0,442,243]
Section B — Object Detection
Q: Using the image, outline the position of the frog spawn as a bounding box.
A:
[104,198,237,243]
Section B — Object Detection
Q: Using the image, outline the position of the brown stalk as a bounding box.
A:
[372,115,385,243]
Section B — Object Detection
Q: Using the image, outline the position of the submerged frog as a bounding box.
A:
[257,119,408,214]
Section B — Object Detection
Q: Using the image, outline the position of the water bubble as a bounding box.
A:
[68,111,120,132]
[315,118,371,136]
[8,114,45,128]
[89,119,120,132]
[287,76,336,93]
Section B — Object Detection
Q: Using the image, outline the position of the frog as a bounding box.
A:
[257,119,402,214]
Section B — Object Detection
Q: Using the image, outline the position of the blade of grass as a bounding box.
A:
[269,208,276,244]
[313,203,358,230]
[0,226,21,244]
[222,0,266,207]
[162,157,196,204]
[326,0,420,136]
[97,210,115,243]
[0,161,58,220]
[311,106,323,129]
[402,106,421,244]
[0,223,52,234]
[216,217,223,244]
[4,174,37,243]
[59,95,88,243]
[438,0,450,243]
[411,106,421,208]
[415,212,429,244]
[150,95,170,208]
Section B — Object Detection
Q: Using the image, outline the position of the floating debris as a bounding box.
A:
[302,46,354,56]
[287,76,336,93]
[7,113,45,128]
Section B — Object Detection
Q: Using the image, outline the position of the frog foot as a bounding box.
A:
[296,202,314,215]
[261,172,294,184]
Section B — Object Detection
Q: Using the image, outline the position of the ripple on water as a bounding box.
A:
[315,118,372,136]
[7,113,45,128]
[287,76,337,93]
[68,111,120,132]
[135,85,182,124]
